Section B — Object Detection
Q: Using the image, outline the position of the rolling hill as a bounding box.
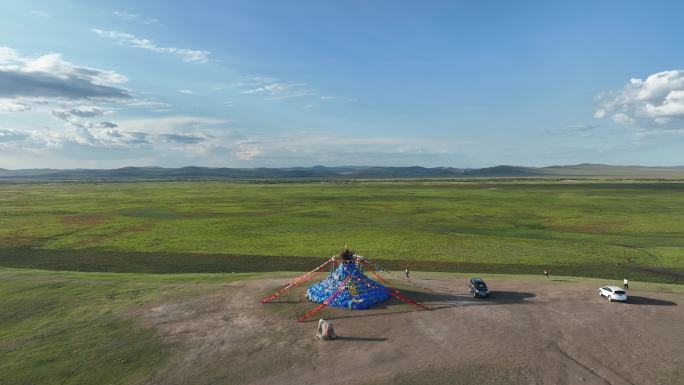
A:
[1,164,684,181]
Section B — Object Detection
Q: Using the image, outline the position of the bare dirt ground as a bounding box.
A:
[133,273,684,385]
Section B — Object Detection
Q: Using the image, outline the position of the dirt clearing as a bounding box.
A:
[134,274,683,385]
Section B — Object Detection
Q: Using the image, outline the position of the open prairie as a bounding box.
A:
[2,180,684,385]
[1,180,683,282]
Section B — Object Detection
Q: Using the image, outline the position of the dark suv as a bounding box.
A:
[468,278,490,298]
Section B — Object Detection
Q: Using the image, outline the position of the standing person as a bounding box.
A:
[624,277,629,290]
[405,268,410,280]
[544,267,549,279]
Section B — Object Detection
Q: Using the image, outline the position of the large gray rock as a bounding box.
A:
[316,319,336,340]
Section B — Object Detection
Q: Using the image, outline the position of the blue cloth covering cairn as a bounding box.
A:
[306,260,390,310]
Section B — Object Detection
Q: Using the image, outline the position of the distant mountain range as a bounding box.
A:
[1,164,684,181]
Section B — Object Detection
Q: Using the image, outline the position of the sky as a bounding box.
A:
[1,0,684,169]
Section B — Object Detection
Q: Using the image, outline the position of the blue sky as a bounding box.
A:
[1,0,684,168]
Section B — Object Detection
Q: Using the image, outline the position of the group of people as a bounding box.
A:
[544,267,630,290]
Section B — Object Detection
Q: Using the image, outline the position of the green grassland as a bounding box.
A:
[2,180,682,385]
[1,180,683,282]
[0,268,261,385]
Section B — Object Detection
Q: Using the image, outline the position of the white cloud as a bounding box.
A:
[114,116,229,134]
[49,105,119,133]
[220,132,468,163]
[241,82,315,100]
[612,112,635,125]
[0,99,31,113]
[0,47,130,101]
[235,143,262,160]
[643,90,684,119]
[0,47,19,63]
[0,115,227,156]
[0,113,469,168]
[178,89,196,95]
[595,70,684,126]
[114,11,159,25]
[0,128,31,142]
[235,75,316,100]
[92,29,210,63]
[52,106,109,120]
[113,11,139,20]
[96,121,118,128]
[0,47,131,124]
[22,53,127,85]
[0,127,56,149]
[123,99,169,108]
[233,75,278,88]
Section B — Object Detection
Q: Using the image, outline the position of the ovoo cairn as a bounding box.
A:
[305,248,391,310]
[260,246,428,322]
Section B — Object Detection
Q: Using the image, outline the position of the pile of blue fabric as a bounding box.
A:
[306,261,390,310]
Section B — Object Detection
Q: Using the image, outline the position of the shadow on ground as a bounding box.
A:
[626,296,677,306]
[291,288,536,321]
[335,336,388,342]
[1,247,681,284]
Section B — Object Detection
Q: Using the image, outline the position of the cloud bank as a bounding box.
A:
[595,70,684,126]
[0,47,130,101]
[0,117,466,169]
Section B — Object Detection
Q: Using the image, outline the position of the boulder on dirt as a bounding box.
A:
[316,319,336,340]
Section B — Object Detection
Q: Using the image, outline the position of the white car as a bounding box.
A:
[598,286,628,302]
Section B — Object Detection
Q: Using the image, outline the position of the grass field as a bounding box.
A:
[0,267,262,385]
[1,180,683,282]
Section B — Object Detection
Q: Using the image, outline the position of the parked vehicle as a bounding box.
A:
[598,286,628,302]
[468,278,490,298]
